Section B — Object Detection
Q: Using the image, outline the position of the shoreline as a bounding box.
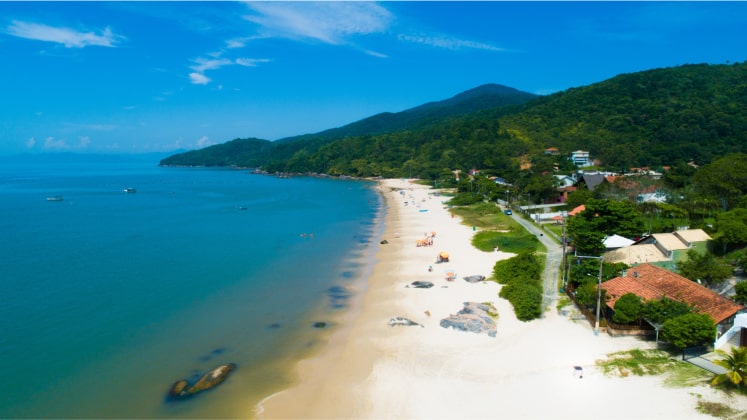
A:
[256,179,744,419]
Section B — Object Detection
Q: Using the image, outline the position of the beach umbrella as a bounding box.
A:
[439,251,449,259]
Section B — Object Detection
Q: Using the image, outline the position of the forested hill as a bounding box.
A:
[498,62,747,169]
[274,83,538,144]
[161,62,747,178]
[158,84,537,167]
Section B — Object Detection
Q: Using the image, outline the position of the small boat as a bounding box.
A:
[46,195,64,201]
[123,188,137,193]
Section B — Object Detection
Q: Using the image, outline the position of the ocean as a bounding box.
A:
[0,153,383,418]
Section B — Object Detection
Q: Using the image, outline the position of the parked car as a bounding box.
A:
[504,209,512,215]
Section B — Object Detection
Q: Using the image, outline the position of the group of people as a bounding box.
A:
[414,231,437,247]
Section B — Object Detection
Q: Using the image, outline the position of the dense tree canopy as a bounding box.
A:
[612,293,644,324]
[661,313,716,349]
[677,249,733,287]
[566,199,645,255]
[692,154,747,211]
[162,62,747,181]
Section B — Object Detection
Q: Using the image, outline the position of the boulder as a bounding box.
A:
[168,380,189,398]
[188,363,236,395]
[388,317,423,328]
[167,363,236,400]
[380,239,389,244]
[463,275,486,283]
[408,281,434,288]
[440,302,496,337]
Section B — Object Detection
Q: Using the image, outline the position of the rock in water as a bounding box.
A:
[168,380,189,398]
[167,363,236,400]
[188,363,236,394]
[462,275,486,283]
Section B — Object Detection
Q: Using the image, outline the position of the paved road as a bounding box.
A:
[508,212,564,314]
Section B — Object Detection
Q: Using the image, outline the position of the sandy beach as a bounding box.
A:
[258,179,745,419]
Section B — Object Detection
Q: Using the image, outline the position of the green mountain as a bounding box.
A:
[159,84,537,167]
[161,62,747,178]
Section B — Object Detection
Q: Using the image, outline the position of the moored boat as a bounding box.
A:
[46,195,64,201]
[123,188,137,193]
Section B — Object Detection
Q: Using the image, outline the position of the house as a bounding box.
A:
[603,234,634,250]
[545,147,560,155]
[571,150,591,167]
[554,174,576,188]
[602,263,745,347]
[604,229,712,266]
[568,204,586,216]
[577,172,607,191]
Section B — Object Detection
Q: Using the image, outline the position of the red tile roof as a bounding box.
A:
[568,204,586,216]
[602,263,744,324]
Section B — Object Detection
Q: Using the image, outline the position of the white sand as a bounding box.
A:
[257,179,745,419]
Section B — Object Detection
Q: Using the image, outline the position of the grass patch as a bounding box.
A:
[556,296,572,311]
[596,349,686,377]
[472,230,541,254]
[696,401,743,419]
[451,201,542,254]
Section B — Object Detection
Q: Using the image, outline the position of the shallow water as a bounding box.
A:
[0,154,383,418]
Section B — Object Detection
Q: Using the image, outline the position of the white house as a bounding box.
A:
[570,150,591,167]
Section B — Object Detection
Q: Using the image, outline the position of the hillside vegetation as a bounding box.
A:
[161,62,747,178]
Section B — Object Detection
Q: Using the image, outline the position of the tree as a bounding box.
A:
[711,346,747,389]
[566,198,645,255]
[677,249,732,287]
[734,281,747,305]
[661,313,716,349]
[692,153,747,211]
[564,188,594,211]
[715,208,747,254]
[612,293,643,324]
[641,297,692,324]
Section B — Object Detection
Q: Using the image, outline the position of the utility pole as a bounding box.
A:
[561,220,567,290]
[573,253,604,336]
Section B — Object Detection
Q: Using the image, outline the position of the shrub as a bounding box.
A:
[661,313,716,349]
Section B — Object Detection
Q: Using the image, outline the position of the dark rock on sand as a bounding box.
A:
[167,363,236,401]
[463,275,486,283]
[408,281,434,288]
[388,316,423,328]
[380,239,389,244]
[440,302,496,337]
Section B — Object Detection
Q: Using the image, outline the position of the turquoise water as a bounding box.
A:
[0,154,382,418]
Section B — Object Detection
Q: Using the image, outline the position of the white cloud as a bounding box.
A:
[26,137,36,148]
[189,72,211,85]
[78,136,91,148]
[235,57,271,67]
[196,136,214,148]
[397,34,504,52]
[44,137,69,150]
[243,2,392,45]
[5,20,125,48]
[190,57,233,73]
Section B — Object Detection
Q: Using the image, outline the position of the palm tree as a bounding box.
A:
[711,346,747,388]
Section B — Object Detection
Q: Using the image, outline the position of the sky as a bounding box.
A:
[1,1,746,155]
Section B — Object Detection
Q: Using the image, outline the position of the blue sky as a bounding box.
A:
[1,1,746,155]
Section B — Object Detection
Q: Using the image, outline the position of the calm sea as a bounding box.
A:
[0,153,383,418]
